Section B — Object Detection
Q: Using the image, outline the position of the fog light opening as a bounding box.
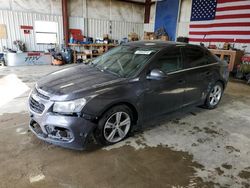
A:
[58,130,68,138]
[30,121,43,135]
[45,125,73,141]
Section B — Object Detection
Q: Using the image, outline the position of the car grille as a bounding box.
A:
[29,97,45,114]
[35,88,50,100]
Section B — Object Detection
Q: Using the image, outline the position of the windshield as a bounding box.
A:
[91,45,158,77]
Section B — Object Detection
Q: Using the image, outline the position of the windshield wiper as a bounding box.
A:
[94,65,103,71]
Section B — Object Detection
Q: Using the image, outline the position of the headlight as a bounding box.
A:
[53,98,86,113]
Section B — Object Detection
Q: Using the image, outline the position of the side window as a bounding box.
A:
[154,47,183,73]
[184,47,207,67]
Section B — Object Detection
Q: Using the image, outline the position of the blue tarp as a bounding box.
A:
[154,0,180,41]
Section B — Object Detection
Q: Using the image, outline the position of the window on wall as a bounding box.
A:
[35,21,58,44]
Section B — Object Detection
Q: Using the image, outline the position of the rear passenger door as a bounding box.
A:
[182,46,216,106]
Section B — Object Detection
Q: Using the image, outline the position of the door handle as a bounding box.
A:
[203,71,211,76]
[144,88,154,94]
[178,79,186,84]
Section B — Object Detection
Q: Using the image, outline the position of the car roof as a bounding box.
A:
[123,40,205,51]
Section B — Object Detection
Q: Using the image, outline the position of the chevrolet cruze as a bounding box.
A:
[28,41,229,150]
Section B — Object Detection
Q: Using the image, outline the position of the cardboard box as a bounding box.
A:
[149,33,156,40]
[144,32,156,40]
[160,35,169,41]
[0,24,7,39]
[128,32,139,41]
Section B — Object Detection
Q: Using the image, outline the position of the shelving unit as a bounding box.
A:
[209,49,244,72]
[69,43,117,63]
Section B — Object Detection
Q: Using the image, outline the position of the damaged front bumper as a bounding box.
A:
[29,112,97,150]
[28,88,97,150]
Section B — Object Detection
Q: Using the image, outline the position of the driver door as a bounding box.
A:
[142,47,186,120]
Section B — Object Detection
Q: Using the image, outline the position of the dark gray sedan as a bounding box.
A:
[28,41,229,150]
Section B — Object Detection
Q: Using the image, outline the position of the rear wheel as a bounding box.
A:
[94,105,132,145]
[204,82,223,109]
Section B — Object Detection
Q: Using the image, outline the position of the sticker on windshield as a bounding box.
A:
[145,43,156,46]
[134,50,153,55]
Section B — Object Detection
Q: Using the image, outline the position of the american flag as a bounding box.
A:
[189,0,250,43]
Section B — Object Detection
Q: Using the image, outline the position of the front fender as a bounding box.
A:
[82,81,143,121]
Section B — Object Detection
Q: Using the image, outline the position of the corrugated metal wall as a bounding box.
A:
[85,18,144,41]
[0,10,64,52]
[177,0,191,38]
[69,16,84,32]
[111,20,144,40]
[144,23,154,32]
[86,18,110,39]
[0,10,144,52]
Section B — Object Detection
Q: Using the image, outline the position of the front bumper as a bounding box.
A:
[29,113,96,150]
[28,89,97,150]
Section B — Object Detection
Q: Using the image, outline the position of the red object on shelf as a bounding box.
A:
[69,29,84,42]
[242,55,250,62]
[69,29,81,35]
[208,44,217,49]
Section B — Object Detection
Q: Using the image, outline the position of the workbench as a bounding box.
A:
[69,43,117,63]
[209,49,244,72]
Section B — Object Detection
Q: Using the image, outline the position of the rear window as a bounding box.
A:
[207,51,221,63]
[184,46,206,67]
[184,46,221,68]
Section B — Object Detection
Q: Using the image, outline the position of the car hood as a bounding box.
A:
[36,64,126,101]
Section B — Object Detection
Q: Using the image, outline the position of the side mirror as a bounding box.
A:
[147,69,166,80]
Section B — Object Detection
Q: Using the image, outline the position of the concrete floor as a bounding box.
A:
[0,65,250,188]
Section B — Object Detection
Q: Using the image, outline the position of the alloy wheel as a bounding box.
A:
[209,85,222,106]
[103,112,131,143]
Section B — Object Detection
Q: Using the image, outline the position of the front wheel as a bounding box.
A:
[204,82,223,109]
[94,105,133,145]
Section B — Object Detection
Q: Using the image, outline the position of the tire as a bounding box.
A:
[204,82,224,109]
[94,105,133,145]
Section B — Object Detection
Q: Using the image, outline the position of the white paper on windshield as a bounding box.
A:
[145,43,156,46]
[134,50,153,55]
